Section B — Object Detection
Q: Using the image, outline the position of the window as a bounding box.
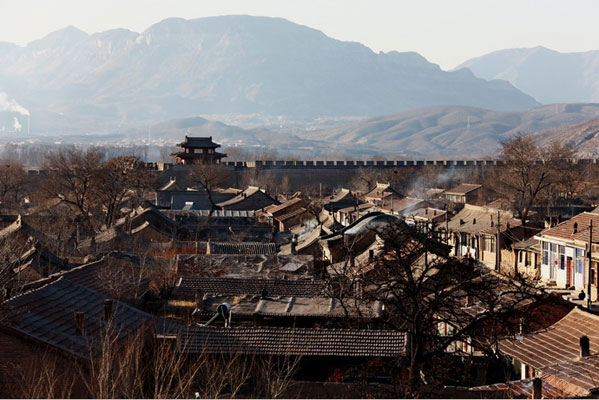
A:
[483,237,495,252]
[542,242,549,265]
[550,244,557,267]
[559,245,565,270]
[525,251,531,267]
[576,249,585,274]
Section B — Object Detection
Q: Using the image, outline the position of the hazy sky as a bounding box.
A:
[1,0,598,70]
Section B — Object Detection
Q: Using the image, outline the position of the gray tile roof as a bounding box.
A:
[178,326,407,357]
[58,256,149,299]
[207,241,277,255]
[174,277,326,298]
[166,209,255,218]
[2,277,154,360]
[446,183,482,195]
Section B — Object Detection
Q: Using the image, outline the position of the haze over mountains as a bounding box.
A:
[0,15,538,134]
[457,46,599,104]
[2,16,599,158]
[308,103,599,157]
[155,103,599,158]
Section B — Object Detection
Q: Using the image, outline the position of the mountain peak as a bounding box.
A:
[457,47,599,104]
[27,25,88,49]
[1,15,538,128]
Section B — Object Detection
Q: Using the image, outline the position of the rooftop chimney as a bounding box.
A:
[573,222,578,234]
[74,311,86,334]
[532,377,542,399]
[581,336,591,357]
[103,299,114,322]
[472,218,476,225]
[465,295,474,306]
[195,291,204,312]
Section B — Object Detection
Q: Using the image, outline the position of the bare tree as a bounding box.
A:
[0,160,28,212]
[188,164,229,215]
[327,219,541,396]
[255,353,302,399]
[9,349,77,398]
[94,156,156,228]
[494,135,575,225]
[41,148,105,234]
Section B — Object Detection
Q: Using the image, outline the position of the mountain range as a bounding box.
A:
[0,15,538,133]
[306,103,599,157]
[530,118,599,157]
[456,46,599,104]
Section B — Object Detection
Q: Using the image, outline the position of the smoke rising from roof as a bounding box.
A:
[0,92,30,116]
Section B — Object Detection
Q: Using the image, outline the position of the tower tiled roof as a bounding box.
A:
[177,136,220,148]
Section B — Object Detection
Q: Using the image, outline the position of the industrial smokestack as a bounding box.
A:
[12,117,21,133]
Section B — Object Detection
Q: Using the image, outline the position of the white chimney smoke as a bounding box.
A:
[12,117,22,132]
[0,92,29,116]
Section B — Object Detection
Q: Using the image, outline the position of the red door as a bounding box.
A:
[566,257,574,287]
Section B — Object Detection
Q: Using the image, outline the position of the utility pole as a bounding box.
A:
[496,211,501,272]
[588,220,593,310]
[444,204,449,244]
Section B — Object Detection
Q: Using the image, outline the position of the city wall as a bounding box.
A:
[25,158,599,192]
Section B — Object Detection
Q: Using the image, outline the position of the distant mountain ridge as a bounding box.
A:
[0,15,538,132]
[456,46,599,104]
[305,103,599,157]
[530,118,599,157]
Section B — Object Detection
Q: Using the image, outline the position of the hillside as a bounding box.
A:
[0,16,538,133]
[529,118,599,157]
[304,103,599,157]
[456,46,599,104]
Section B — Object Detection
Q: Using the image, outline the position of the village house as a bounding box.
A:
[512,237,541,278]
[445,183,482,205]
[446,204,517,268]
[176,326,407,383]
[0,277,155,397]
[319,212,393,264]
[335,203,374,227]
[217,186,279,211]
[168,276,382,328]
[261,197,310,232]
[171,136,226,165]
[362,182,403,208]
[173,253,314,279]
[498,306,599,387]
[323,188,365,226]
[382,197,433,217]
[535,212,599,295]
